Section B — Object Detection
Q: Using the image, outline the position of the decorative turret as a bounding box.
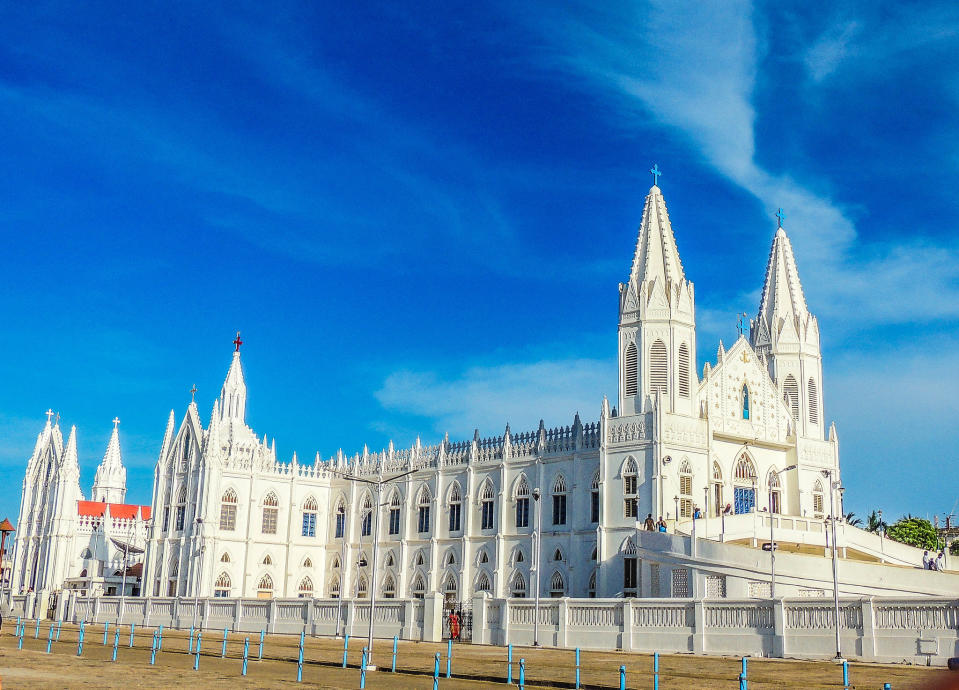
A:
[92,418,127,503]
[218,331,247,424]
[750,211,824,440]
[618,165,697,416]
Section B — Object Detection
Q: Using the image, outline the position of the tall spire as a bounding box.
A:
[92,419,127,503]
[218,334,247,424]
[628,183,686,293]
[751,224,815,356]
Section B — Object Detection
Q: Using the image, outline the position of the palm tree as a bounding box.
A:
[865,510,887,533]
[845,511,863,527]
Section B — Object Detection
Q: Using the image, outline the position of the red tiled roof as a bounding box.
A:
[77,502,151,519]
[0,518,14,532]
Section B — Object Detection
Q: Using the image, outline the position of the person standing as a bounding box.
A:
[936,551,945,571]
[922,551,931,569]
[657,516,667,532]
[644,514,656,531]
[449,611,460,642]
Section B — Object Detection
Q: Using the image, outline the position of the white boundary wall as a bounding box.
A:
[10,592,959,667]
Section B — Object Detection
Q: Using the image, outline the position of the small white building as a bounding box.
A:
[10,417,151,612]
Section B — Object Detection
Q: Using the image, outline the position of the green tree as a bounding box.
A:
[865,510,887,533]
[950,541,959,557]
[886,516,942,551]
[844,511,863,527]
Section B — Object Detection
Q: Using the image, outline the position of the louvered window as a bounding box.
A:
[624,342,638,396]
[783,375,800,421]
[678,343,690,398]
[650,340,668,394]
[808,377,819,425]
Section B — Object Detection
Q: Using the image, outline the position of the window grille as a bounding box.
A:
[417,487,432,534]
[552,474,568,526]
[624,342,638,396]
[511,573,527,598]
[220,489,237,531]
[302,496,317,537]
[214,573,231,598]
[549,571,565,598]
[334,503,346,538]
[783,375,800,421]
[481,480,495,530]
[678,343,690,397]
[671,568,689,597]
[515,476,530,528]
[623,458,638,518]
[298,577,313,598]
[808,377,819,425]
[650,339,668,393]
[383,575,396,599]
[389,492,401,535]
[262,492,279,535]
[706,575,727,598]
[477,572,491,592]
[448,483,462,532]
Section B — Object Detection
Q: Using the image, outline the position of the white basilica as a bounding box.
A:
[18,176,950,612]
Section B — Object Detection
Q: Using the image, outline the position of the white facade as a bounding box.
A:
[142,181,879,604]
[10,416,150,605]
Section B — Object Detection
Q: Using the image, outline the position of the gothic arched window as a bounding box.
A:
[175,484,187,532]
[481,480,495,530]
[388,490,402,536]
[448,482,462,533]
[417,486,432,534]
[329,574,341,599]
[334,499,346,539]
[257,574,273,598]
[214,572,231,598]
[219,488,237,531]
[679,458,693,518]
[262,492,279,535]
[515,475,530,528]
[298,577,314,598]
[590,471,601,523]
[382,574,396,599]
[476,571,491,593]
[742,384,750,420]
[302,495,317,538]
[813,480,825,518]
[361,493,373,537]
[411,573,426,599]
[551,474,568,526]
[622,458,638,518]
[549,571,566,598]
[511,572,527,598]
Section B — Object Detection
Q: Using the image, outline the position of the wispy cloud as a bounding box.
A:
[375,357,615,441]
[521,1,959,327]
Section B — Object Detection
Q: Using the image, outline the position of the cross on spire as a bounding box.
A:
[650,163,662,187]
[776,208,786,228]
[233,331,243,352]
[190,384,197,403]
[45,409,54,423]
[112,417,120,429]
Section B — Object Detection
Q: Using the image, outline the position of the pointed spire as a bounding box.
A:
[754,225,809,341]
[218,336,248,424]
[629,183,686,291]
[92,420,126,503]
[62,425,79,476]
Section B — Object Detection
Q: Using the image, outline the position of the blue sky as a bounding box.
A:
[1,2,957,525]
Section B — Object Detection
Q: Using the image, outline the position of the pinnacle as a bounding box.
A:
[629,183,686,290]
[756,225,809,333]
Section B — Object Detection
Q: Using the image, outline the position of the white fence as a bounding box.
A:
[10,592,958,666]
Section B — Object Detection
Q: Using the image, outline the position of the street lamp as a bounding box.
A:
[767,465,797,598]
[673,495,679,530]
[822,468,844,662]
[332,466,418,671]
[531,488,543,648]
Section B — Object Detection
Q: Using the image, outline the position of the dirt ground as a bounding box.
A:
[0,622,952,689]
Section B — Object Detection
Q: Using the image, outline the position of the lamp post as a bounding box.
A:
[704,486,710,538]
[673,496,679,531]
[822,469,844,662]
[332,466,418,670]
[766,465,797,599]
[531,488,543,648]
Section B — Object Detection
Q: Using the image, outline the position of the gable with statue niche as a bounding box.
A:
[701,338,791,444]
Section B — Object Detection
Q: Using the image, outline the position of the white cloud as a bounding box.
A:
[374,358,616,441]
[521,1,959,328]
[805,21,863,82]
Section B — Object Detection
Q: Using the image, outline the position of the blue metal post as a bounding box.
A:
[519,658,526,689]
[194,632,202,671]
[297,631,305,682]
[77,626,84,656]
[189,626,194,653]
[507,643,513,684]
[17,622,24,650]
[742,657,748,690]
[46,624,53,653]
[35,617,40,638]
[342,634,349,668]
[884,684,891,689]
[56,620,62,640]
[258,629,264,660]
[222,628,229,658]
[129,623,135,647]
[112,628,119,661]
[157,624,163,650]
[103,620,109,645]
[619,665,626,690]
[447,638,452,678]
[242,637,250,676]
[391,635,397,673]
[16,616,20,635]
[433,652,440,690]
[575,648,581,689]
[360,647,368,689]
[150,632,157,665]
[654,652,660,690]
[842,660,849,688]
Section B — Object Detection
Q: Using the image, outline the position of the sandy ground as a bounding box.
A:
[0,622,951,689]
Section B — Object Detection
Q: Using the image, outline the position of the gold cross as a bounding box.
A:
[741,351,750,363]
